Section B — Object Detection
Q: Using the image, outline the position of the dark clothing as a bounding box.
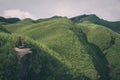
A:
[16,36,25,48]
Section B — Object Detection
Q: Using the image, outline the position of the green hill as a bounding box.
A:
[71,14,120,33]
[76,21,120,80]
[0,15,120,80]
[0,32,93,80]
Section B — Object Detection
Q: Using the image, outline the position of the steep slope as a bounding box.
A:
[0,32,92,80]
[76,21,120,80]
[71,14,120,33]
[71,27,110,80]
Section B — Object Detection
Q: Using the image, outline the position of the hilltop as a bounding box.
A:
[0,15,120,80]
[71,14,120,33]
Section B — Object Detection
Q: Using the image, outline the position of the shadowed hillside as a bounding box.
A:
[76,21,120,80]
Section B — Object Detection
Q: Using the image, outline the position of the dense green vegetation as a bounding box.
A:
[0,17,20,24]
[76,21,120,80]
[71,14,120,33]
[0,15,120,80]
[0,26,10,33]
[0,32,92,80]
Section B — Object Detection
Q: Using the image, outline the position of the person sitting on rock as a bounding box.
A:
[16,36,25,49]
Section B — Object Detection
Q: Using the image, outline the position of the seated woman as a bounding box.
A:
[16,36,25,49]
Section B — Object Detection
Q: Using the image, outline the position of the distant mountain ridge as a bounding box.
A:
[70,14,120,33]
[1,15,120,33]
[0,16,20,24]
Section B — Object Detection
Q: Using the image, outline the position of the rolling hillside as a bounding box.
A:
[71,14,120,33]
[76,21,120,80]
[0,15,120,80]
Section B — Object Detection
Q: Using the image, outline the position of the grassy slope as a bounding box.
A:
[77,21,120,80]
[4,18,34,33]
[3,18,99,79]
[71,14,120,33]
[0,26,10,33]
[0,32,93,80]
[2,17,120,80]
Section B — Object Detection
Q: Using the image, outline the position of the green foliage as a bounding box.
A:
[0,33,90,80]
[71,14,120,33]
[0,33,19,80]
[0,15,120,80]
[0,16,20,24]
[0,26,10,33]
[76,21,120,80]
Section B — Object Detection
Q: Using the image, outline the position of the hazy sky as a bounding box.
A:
[0,0,120,21]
